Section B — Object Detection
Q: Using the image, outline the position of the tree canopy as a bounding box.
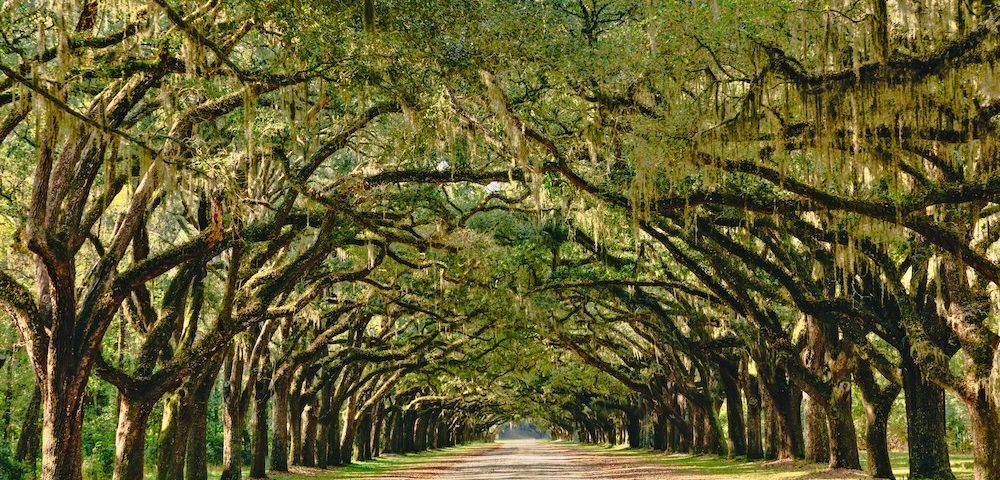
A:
[3,1,1000,480]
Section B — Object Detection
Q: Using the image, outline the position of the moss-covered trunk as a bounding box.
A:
[804,396,829,464]
[744,374,763,459]
[902,352,954,480]
[967,389,1000,480]
[156,392,192,480]
[249,378,269,479]
[270,379,290,472]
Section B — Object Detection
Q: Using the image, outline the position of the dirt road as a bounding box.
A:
[363,440,702,479]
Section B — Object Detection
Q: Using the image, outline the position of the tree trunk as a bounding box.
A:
[270,379,290,472]
[825,382,861,470]
[302,402,317,467]
[402,410,416,453]
[15,385,41,464]
[112,398,154,480]
[719,363,747,457]
[967,388,1000,480]
[425,411,439,450]
[288,390,303,466]
[786,384,805,459]
[354,413,371,461]
[316,382,332,467]
[371,403,385,456]
[652,406,668,451]
[327,407,343,465]
[40,372,87,480]
[387,409,404,454]
[435,414,449,451]
[249,379,269,479]
[763,393,779,459]
[413,412,428,452]
[804,396,829,464]
[157,392,192,480]
[745,374,763,459]
[855,363,898,480]
[626,409,642,448]
[902,353,954,480]
[762,369,805,460]
[220,392,244,480]
[341,405,359,463]
[184,362,218,480]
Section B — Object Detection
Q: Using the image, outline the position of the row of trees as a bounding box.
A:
[4,1,1000,480]
[456,1,1000,480]
[0,0,533,478]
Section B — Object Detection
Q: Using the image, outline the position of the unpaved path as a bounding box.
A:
[361,440,712,479]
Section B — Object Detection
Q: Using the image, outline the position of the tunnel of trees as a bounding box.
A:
[2,0,1000,479]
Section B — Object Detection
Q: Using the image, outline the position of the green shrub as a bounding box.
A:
[0,441,26,480]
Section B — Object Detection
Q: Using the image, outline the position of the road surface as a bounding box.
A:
[363,440,700,479]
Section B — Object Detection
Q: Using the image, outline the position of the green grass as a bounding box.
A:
[261,443,491,480]
[561,442,975,480]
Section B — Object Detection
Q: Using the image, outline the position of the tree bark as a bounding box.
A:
[270,378,290,472]
[185,362,219,480]
[761,367,805,460]
[402,410,416,453]
[15,385,41,464]
[744,374,763,459]
[40,374,87,480]
[302,402,317,467]
[289,390,303,466]
[825,382,861,470]
[316,381,332,467]
[855,363,898,480]
[327,405,343,465]
[112,398,154,480]
[966,388,1000,480]
[719,363,747,457]
[156,392,192,480]
[371,403,385,456]
[220,391,245,480]
[804,396,829,464]
[902,352,954,480]
[249,377,269,479]
[626,408,642,448]
[340,397,360,463]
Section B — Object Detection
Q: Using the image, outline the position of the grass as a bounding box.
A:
[566,442,975,480]
[250,443,490,480]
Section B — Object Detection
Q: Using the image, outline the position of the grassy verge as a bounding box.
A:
[560,442,975,480]
[242,442,492,480]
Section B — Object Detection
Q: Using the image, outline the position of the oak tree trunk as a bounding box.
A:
[249,378,269,479]
[825,383,861,470]
[302,403,317,467]
[902,354,954,480]
[112,398,154,480]
[744,374,763,459]
[40,373,87,480]
[804,396,829,464]
[270,381,290,472]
